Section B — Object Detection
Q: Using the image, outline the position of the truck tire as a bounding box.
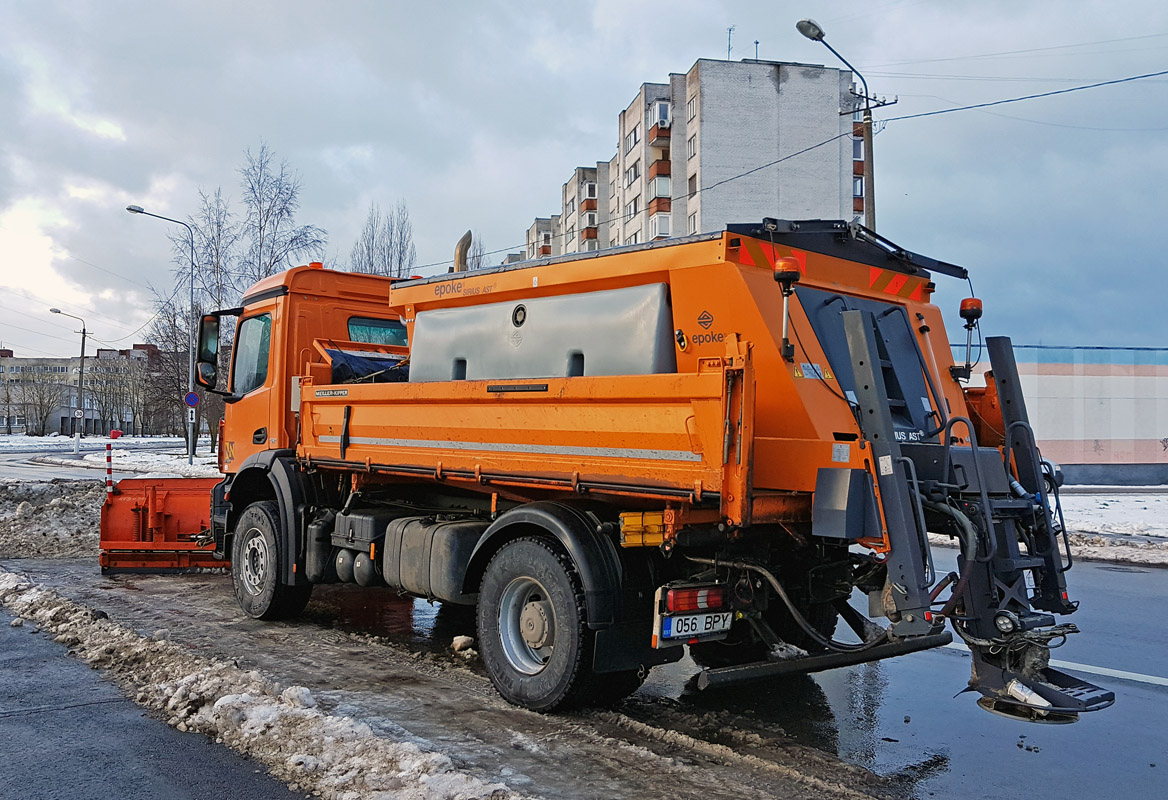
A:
[477,537,598,711]
[231,501,312,620]
[689,601,838,669]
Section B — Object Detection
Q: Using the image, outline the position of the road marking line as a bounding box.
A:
[941,642,1168,687]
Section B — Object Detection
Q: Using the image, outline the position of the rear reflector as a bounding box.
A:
[666,586,725,613]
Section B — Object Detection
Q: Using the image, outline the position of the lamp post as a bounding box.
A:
[126,204,196,466]
[797,18,876,230]
[49,308,87,454]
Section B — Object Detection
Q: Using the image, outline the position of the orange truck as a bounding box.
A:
[101,218,1112,719]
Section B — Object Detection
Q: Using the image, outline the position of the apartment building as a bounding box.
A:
[527,57,860,256]
[560,164,610,255]
[1,343,161,436]
[525,216,562,261]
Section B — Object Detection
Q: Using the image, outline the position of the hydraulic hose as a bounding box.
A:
[919,498,978,619]
[685,556,892,653]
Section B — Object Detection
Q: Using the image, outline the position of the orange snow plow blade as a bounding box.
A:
[99,477,224,574]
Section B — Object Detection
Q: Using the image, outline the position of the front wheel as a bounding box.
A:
[231,501,312,620]
[477,537,597,711]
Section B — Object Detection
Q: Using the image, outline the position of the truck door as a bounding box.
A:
[223,312,274,470]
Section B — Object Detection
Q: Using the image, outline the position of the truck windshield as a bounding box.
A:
[232,314,272,395]
[348,317,408,347]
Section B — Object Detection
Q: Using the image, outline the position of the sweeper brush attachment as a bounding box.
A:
[99,477,224,573]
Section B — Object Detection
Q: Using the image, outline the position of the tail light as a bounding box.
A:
[665,586,725,613]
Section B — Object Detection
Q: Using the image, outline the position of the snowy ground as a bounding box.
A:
[34,448,220,478]
[0,434,198,451]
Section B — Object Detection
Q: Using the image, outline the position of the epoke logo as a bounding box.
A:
[697,310,714,329]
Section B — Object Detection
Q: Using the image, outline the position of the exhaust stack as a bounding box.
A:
[452,230,472,273]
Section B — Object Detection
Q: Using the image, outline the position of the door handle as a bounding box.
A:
[252,427,267,444]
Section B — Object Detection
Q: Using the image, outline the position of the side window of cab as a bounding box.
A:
[232,314,273,395]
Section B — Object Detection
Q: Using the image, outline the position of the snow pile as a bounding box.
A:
[0,480,103,558]
[0,571,519,800]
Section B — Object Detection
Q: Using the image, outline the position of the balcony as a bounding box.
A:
[581,197,597,212]
[648,197,671,215]
[581,227,599,240]
[648,159,670,179]
[539,245,552,256]
[853,197,864,214]
[649,123,671,145]
[853,160,864,176]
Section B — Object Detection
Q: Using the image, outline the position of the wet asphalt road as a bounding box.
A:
[0,449,152,482]
[0,606,299,800]
[646,550,1168,799]
[332,550,1168,799]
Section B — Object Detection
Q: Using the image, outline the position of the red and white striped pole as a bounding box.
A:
[107,429,123,495]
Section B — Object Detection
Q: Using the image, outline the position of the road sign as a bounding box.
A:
[73,409,83,418]
[184,392,200,408]
[187,408,196,424]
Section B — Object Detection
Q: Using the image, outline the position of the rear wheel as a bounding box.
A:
[479,537,621,711]
[231,501,312,620]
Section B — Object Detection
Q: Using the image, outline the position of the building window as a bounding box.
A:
[687,96,696,121]
[624,160,641,188]
[566,225,576,241]
[567,197,575,216]
[585,240,599,252]
[582,212,597,228]
[624,124,640,154]
[625,230,640,246]
[650,214,670,239]
[649,175,670,199]
[689,212,698,234]
[624,195,640,220]
[688,174,697,198]
[853,138,864,161]
[609,180,616,197]
[687,135,697,159]
[654,100,671,127]
[853,176,864,197]
[583,181,596,199]
[542,233,551,244]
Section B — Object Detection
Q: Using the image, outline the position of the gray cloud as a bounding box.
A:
[2,0,1166,357]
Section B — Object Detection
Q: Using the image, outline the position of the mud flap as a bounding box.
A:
[99,477,224,573]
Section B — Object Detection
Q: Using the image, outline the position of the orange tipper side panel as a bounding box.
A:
[298,231,967,520]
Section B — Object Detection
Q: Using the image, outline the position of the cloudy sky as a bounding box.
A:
[1,0,1166,359]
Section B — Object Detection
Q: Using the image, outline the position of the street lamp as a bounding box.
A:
[126,204,197,466]
[49,308,87,455]
[797,18,876,230]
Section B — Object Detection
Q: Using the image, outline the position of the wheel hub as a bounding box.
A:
[241,530,268,596]
[520,600,553,649]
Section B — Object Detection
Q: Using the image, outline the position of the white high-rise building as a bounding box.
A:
[529,57,862,255]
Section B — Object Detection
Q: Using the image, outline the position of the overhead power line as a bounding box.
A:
[884,68,1168,122]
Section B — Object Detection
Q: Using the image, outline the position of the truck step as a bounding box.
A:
[695,631,952,690]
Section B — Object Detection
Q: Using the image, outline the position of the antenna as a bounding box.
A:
[727,25,735,60]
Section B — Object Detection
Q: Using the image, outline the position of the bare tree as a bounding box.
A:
[88,353,131,435]
[171,187,245,308]
[349,200,417,278]
[145,299,196,445]
[1,372,15,435]
[238,142,327,282]
[468,230,487,271]
[18,365,68,436]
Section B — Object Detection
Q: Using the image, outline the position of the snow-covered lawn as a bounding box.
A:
[1057,493,1168,538]
[35,449,220,478]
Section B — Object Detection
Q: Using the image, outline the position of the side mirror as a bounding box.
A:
[196,360,218,389]
[198,315,220,363]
